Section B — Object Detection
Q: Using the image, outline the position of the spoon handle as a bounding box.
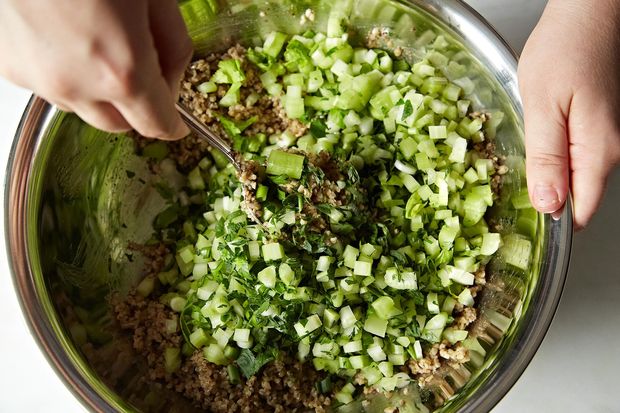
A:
[176,102,238,167]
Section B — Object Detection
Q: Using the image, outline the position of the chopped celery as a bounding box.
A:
[500,234,532,270]
[146,26,510,396]
[371,297,402,320]
[262,242,285,261]
[266,150,305,179]
[197,81,217,95]
[258,265,277,288]
[219,83,241,107]
[480,232,502,255]
[211,59,245,84]
[263,31,287,58]
[164,348,181,373]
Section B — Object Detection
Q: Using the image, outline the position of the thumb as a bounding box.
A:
[521,88,570,215]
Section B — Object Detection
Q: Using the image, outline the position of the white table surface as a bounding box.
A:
[2,1,619,412]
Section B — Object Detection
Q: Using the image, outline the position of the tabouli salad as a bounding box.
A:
[116,16,525,413]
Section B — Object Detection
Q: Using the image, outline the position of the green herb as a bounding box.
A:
[216,115,257,136]
[154,205,180,229]
[402,99,413,119]
[310,120,327,138]
[236,348,276,378]
[147,23,510,400]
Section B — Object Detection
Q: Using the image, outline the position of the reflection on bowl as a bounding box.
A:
[6,1,571,412]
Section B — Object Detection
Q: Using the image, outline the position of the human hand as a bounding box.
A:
[518,0,620,229]
[0,0,192,140]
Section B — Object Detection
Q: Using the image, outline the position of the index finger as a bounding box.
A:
[114,68,189,140]
[102,8,189,140]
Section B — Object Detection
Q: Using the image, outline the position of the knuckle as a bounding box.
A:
[108,124,133,134]
[136,125,168,139]
[153,122,177,138]
[105,63,141,98]
[131,118,172,138]
[95,120,125,133]
[97,46,143,99]
[528,152,567,169]
[51,101,73,113]
[45,76,75,99]
[76,113,113,133]
[95,116,131,134]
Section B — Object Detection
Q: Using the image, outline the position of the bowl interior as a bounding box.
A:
[12,1,571,412]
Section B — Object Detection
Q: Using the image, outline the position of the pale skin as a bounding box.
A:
[0,0,618,228]
[0,0,192,139]
[519,0,620,228]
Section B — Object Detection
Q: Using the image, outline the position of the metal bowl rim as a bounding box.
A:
[5,1,573,412]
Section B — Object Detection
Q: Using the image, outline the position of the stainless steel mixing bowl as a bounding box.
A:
[5,0,572,412]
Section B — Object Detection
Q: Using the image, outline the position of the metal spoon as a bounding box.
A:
[175,101,366,231]
[176,101,240,169]
[176,101,270,225]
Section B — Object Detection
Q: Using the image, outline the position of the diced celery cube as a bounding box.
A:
[426,292,440,314]
[500,234,532,270]
[339,306,357,328]
[458,288,475,306]
[262,242,285,261]
[343,245,359,269]
[384,267,417,290]
[233,328,251,342]
[284,85,305,119]
[247,240,261,261]
[213,328,233,348]
[334,391,353,405]
[189,328,210,348]
[203,343,227,365]
[429,125,447,140]
[263,31,287,57]
[343,340,363,354]
[481,232,502,255]
[443,83,462,102]
[443,328,468,344]
[197,81,217,95]
[371,296,402,320]
[364,314,388,337]
[378,361,394,377]
[258,265,277,288]
[449,137,468,163]
[170,296,186,312]
[165,347,181,373]
[305,314,322,333]
[353,260,372,276]
[349,355,370,369]
[388,353,406,366]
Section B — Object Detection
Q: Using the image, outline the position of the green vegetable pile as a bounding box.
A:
[140,18,522,405]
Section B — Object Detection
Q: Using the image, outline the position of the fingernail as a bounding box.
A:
[533,184,562,212]
[551,208,563,221]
